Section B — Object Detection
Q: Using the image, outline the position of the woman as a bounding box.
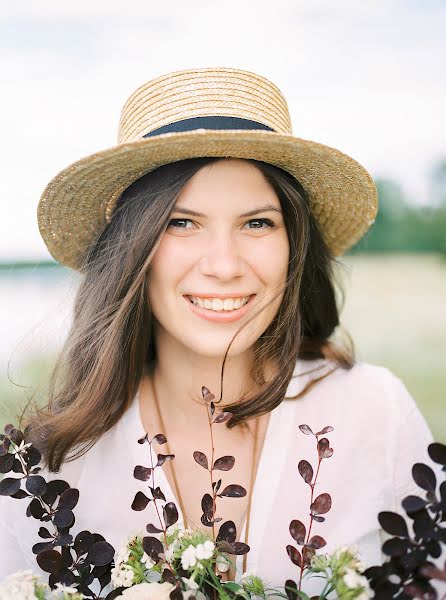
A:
[0,68,439,596]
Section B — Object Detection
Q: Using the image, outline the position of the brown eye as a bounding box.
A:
[167,219,195,229]
[244,218,275,229]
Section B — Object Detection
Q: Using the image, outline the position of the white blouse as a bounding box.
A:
[1,358,444,597]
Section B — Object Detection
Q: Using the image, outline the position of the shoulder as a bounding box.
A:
[285,358,419,422]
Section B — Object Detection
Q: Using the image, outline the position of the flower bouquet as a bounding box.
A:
[1,385,445,599]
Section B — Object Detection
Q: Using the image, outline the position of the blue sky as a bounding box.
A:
[1,0,445,261]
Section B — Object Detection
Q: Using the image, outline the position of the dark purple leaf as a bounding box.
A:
[317,438,334,459]
[219,484,246,498]
[402,495,428,513]
[298,460,313,485]
[298,424,313,436]
[143,536,164,562]
[200,513,213,527]
[12,458,24,473]
[74,531,94,556]
[310,493,332,515]
[213,412,233,424]
[33,541,54,554]
[312,515,325,523]
[152,486,166,502]
[37,549,63,573]
[3,424,14,435]
[378,511,410,537]
[38,527,53,539]
[230,542,250,555]
[134,465,153,481]
[303,546,316,567]
[146,523,163,534]
[201,386,215,403]
[58,488,79,510]
[41,480,68,508]
[412,463,436,493]
[153,434,167,445]
[57,533,73,548]
[286,545,302,567]
[216,520,236,544]
[193,451,208,470]
[53,566,76,587]
[137,433,149,444]
[0,439,10,456]
[428,442,446,466]
[28,497,45,519]
[169,587,184,600]
[315,426,334,436]
[87,541,115,566]
[9,428,24,446]
[131,491,151,511]
[307,535,326,549]
[0,477,21,496]
[163,502,179,528]
[289,520,306,545]
[162,569,177,584]
[213,456,235,471]
[426,540,442,559]
[285,579,298,600]
[53,507,75,529]
[25,475,47,496]
[201,493,214,520]
[11,488,29,499]
[413,509,436,538]
[157,454,175,467]
[24,446,42,467]
[0,452,15,473]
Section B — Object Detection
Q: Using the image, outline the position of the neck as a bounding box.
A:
[146,328,260,421]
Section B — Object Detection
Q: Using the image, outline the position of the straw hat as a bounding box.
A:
[37,67,378,271]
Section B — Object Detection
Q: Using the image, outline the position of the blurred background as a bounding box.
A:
[0,0,445,441]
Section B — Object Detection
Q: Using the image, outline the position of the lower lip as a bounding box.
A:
[183,295,256,323]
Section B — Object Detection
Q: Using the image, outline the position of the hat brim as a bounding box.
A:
[37,129,378,270]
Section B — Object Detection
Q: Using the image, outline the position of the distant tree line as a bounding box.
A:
[349,159,446,255]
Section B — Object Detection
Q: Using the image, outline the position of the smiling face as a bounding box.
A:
[146,159,290,360]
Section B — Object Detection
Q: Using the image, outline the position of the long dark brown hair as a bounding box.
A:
[20,157,355,473]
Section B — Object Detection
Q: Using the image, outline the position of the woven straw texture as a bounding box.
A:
[38,67,378,271]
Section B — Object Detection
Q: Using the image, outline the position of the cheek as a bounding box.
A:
[255,233,290,281]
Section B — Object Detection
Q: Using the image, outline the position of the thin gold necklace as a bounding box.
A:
[149,376,259,575]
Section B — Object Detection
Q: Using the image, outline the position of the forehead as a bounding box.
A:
[175,159,281,210]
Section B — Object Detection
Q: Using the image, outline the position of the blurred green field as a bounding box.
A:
[1,253,445,442]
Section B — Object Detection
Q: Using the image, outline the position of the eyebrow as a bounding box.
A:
[171,204,282,218]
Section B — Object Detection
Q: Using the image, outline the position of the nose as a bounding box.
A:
[198,230,246,281]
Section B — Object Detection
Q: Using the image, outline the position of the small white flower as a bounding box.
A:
[111,563,135,588]
[181,544,197,570]
[177,527,193,539]
[0,570,46,600]
[181,576,199,590]
[195,540,214,560]
[120,581,174,600]
[164,537,181,562]
[216,554,231,572]
[343,568,373,598]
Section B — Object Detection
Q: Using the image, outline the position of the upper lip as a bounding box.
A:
[185,293,255,299]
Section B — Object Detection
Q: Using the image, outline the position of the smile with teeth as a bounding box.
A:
[187,296,251,312]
